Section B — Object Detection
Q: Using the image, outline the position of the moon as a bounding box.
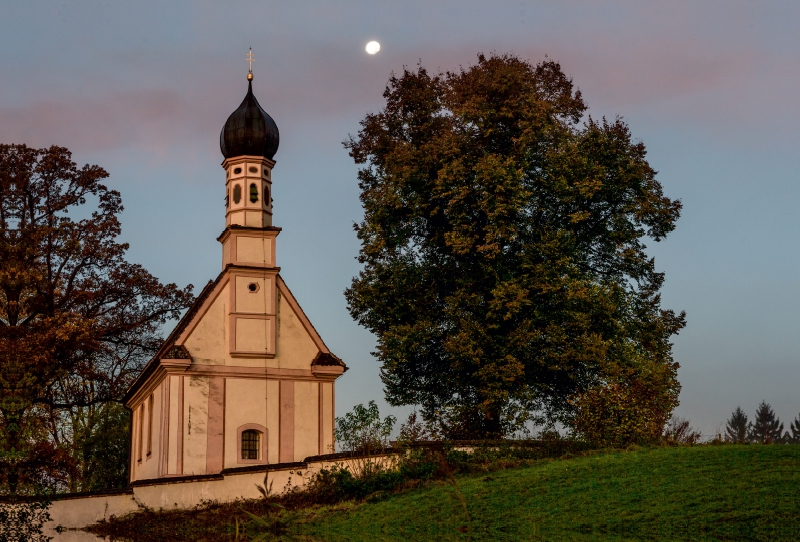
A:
[366,41,380,55]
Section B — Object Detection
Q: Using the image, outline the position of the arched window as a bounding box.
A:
[237,424,267,464]
[233,184,242,204]
[249,183,259,203]
[241,429,260,460]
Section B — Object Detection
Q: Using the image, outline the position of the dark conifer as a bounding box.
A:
[725,406,750,444]
[788,414,800,444]
[748,401,783,444]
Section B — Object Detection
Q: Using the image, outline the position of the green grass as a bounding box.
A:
[302,445,800,541]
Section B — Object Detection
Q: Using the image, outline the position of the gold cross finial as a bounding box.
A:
[246,48,254,81]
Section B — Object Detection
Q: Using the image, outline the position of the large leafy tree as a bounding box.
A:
[0,144,193,494]
[345,54,685,438]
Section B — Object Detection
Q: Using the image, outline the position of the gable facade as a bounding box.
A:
[123,80,346,482]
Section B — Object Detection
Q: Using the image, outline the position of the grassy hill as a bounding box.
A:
[303,445,800,541]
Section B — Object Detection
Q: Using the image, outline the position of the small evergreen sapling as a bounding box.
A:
[748,401,783,444]
[724,406,749,444]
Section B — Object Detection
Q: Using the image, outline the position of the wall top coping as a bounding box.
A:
[130,473,224,488]
[9,450,406,502]
[221,461,308,476]
[0,486,133,503]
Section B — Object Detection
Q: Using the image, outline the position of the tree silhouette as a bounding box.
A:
[788,413,800,444]
[345,53,684,439]
[748,401,783,444]
[0,144,194,494]
[725,406,750,444]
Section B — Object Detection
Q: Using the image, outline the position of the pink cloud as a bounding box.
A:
[0,88,186,153]
[3,21,799,159]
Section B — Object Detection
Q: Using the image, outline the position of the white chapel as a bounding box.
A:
[123,65,347,482]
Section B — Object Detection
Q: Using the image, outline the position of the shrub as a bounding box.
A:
[396,411,436,446]
[570,378,675,447]
[663,416,702,445]
[334,401,396,454]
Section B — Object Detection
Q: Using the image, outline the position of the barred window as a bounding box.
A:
[241,430,260,460]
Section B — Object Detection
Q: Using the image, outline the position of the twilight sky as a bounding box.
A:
[2,1,800,437]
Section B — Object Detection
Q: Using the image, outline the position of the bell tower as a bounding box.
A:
[223,155,273,228]
[218,54,281,270]
[220,50,280,229]
[218,55,281,359]
[124,52,346,484]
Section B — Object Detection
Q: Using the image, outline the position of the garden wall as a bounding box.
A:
[43,451,399,534]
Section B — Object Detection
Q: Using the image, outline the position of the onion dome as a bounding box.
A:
[220,80,279,159]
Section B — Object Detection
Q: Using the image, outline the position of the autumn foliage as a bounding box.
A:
[345,53,684,439]
[570,377,678,447]
[0,145,193,494]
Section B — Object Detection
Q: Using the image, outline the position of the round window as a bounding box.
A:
[247,282,259,293]
[233,167,242,174]
[233,184,242,204]
[249,166,258,173]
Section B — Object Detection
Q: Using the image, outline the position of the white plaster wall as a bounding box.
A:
[132,380,164,481]
[167,375,180,475]
[294,381,319,460]
[223,291,320,370]
[46,493,139,530]
[267,380,281,463]
[44,455,399,532]
[223,378,281,468]
[184,282,228,365]
[266,379,280,463]
[183,280,320,372]
[235,317,270,352]
[321,382,334,454]
[235,275,273,313]
[224,377,265,468]
[131,405,141,473]
[273,290,318,369]
[130,469,306,512]
[183,376,209,475]
[131,381,164,480]
[237,236,273,266]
